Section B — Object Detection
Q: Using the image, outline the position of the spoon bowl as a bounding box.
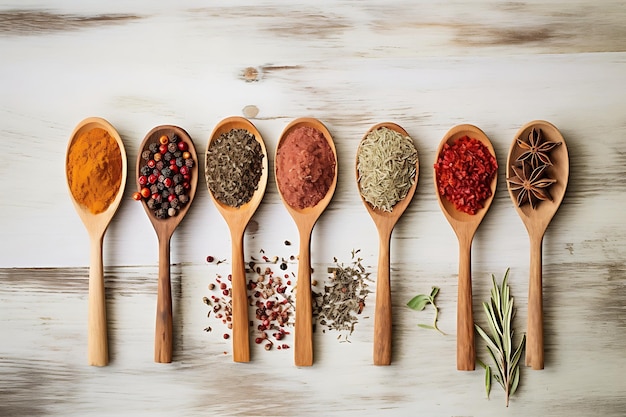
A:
[206,116,268,363]
[136,125,198,363]
[66,117,127,366]
[434,124,497,371]
[356,122,419,365]
[506,120,569,370]
[275,117,337,366]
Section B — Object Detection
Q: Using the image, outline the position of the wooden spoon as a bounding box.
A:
[66,117,127,366]
[206,116,268,363]
[275,118,338,367]
[506,120,569,370]
[136,125,198,363]
[356,122,419,366]
[434,124,497,371]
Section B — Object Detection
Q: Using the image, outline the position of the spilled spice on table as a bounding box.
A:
[203,246,373,348]
[203,246,295,351]
[313,249,372,342]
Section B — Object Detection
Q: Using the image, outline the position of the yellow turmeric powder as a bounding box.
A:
[67,127,123,214]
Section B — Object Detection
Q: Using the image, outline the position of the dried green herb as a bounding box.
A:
[357,127,418,212]
[313,249,372,342]
[407,286,445,335]
[475,269,526,407]
[205,128,264,207]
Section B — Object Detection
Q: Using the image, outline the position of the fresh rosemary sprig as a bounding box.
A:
[475,268,526,407]
[407,286,445,335]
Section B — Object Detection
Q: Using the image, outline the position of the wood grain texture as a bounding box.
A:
[1,1,625,415]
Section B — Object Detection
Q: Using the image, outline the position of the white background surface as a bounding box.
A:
[1,2,625,416]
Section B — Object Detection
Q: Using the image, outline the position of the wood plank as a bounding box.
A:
[0,1,625,415]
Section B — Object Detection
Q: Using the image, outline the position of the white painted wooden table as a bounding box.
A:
[1,1,625,416]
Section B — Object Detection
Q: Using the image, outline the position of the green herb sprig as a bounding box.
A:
[475,269,526,407]
[407,286,445,335]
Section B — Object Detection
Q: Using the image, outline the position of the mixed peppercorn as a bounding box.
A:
[132,133,194,218]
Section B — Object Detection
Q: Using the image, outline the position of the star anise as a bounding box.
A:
[516,127,561,168]
[507,163,557,209]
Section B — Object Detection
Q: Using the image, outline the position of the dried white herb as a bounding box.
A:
[357,127,418,212]
[475,269,526,407]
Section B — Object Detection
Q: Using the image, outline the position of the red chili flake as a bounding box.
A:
[434,135,498,215]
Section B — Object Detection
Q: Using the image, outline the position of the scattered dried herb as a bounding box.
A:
[434,135,498,215]
[357,126,418,212]
[475,268,526,407]
[205,128,264,208]
[407,286,445,335]
[313,249,372,342]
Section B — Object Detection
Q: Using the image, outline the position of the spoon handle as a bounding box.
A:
[457,237,475,371]
[88,232,108,366]
[231,232,250,363]
[294,230,313,366]
[373,228,393,365]
[155,235,173,363]
[526,233,544,369]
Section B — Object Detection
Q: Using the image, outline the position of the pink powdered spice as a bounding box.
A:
[276,126,336,209]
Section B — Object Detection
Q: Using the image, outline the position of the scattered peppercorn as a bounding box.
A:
[203,249,294,351]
